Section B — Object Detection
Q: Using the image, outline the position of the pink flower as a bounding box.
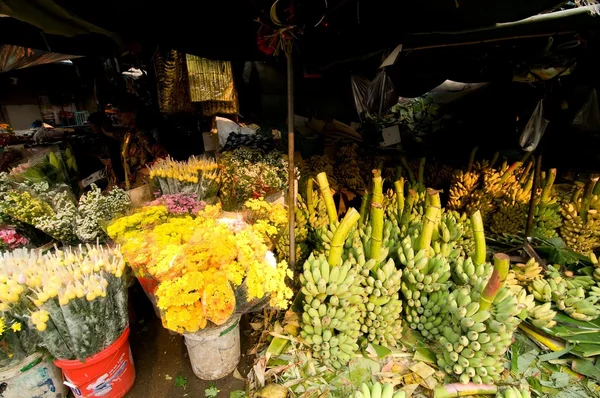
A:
[150,193,206,215]
[0,227,29,250]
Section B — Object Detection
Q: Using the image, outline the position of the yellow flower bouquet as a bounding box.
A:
[108,201,293,334]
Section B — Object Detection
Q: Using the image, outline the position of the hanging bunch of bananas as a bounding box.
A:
[489,163,534,236]
[560,177,600,256]
[304,178,329,236]
[299,209,364,369]
[336,144,366,191]
[531,169,562,238]
[437,253,522,385]
[354,382,406,398]
[306,155,339,191]
[448,170,480,212]
[275,197,310,265]
[399,201,452,341]
[528,264,600,322]
[496,387,532,398]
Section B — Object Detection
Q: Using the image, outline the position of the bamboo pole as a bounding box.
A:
[286,51,296,267]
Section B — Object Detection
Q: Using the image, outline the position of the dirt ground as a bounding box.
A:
[126,284,253,397]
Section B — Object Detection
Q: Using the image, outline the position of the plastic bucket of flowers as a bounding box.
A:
[0,245,135,398]
[108,198,294,380]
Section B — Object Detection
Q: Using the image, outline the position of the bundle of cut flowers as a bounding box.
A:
[218,147,291,211]
[0,311,39,367]
[107,199,293,334]
[0,244,128,361]
[149,155,220,199]
[0,176,130,245]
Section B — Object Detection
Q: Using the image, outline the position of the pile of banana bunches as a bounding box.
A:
[448,150,600,257]
[295,170,600,389]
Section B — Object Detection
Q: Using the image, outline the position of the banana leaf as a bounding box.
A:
[552,313,600,330]
[572,359,600,381]
[561,333,600,345]
[572,344,600,358]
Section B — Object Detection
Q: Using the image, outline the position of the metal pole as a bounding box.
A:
[525,153,542,239]
[286,50,296,268]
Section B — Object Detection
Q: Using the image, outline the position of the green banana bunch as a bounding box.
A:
[437,266,522,385]
[336,144,366,191]
[313,221,340,257]
[299,254,364,368]
[354,382,406,398]
[532,201,561,238]
[276,201,309,264]
[496,387,532,398]
[528,302,558,329]
[360,258,403,347]
[399,237,452,341]
[453,257,491,286]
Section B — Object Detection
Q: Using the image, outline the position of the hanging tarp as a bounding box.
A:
[0,44,79,73]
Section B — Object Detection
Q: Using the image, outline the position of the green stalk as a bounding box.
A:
[400,156,416,185]
[306,178,315,218]
[358,189,371,225]
[467,147,478,172]
[540,168,557,203]
[328,208,360,267]
[523,169,534,193]
[594,177,600,196]
[417,205,440,251]
[418,157,426,190]
[489,151,499,169]
[401,189,418,227]
[427,188,442,240]
[501,151,533,183]
[316,172,337,223]
[396,166,403,180]
[369,174,384,261]
[433,383,497,398]
[470,210,486,265]
[572,183,584,203]
[478,253,509,312]
[519,160,534,185]
[580,177,598,223]
[394,177,405,217]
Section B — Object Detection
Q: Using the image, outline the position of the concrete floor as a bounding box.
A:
[126,284,253,397]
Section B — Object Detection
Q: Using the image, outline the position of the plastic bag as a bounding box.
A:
[351,74,370,119]
[573,89,600,132]
[366,70,397,116]
[519,99,549,152]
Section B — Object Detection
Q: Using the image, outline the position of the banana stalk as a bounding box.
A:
[369,174,384,261]
[594,177,600,196]
[359,189,371,225]
[316,172,337,223]
[467,147,478,172]
[540,168,557,203]
[500,152,533,184]
[418,157,426,190]
[470,210,486,265]
[400,156,416,186]
[418,204,440,251]
[580,177,598,223]
[401,189,418,227]
[479,253,509,312]
[328,208,360,267]
[433,383,497,398]
[307,178,315,218]
[489,151,499,169]
[394,178,405,217]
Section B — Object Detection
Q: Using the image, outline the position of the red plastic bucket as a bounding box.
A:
[54,327,135,398]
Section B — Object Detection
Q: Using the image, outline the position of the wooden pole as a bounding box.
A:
[524,153,542,239]
[286,50,296,268]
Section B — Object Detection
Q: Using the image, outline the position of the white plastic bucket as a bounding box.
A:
[183,315,241,380]
[0,352,69,397]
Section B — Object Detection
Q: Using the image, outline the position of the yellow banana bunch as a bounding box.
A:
[355,382,406,398]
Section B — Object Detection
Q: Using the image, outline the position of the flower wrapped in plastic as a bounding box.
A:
[109,201,293,334]
[0,181,78,244]
[0,245,128,361]
[149,156,220,199]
